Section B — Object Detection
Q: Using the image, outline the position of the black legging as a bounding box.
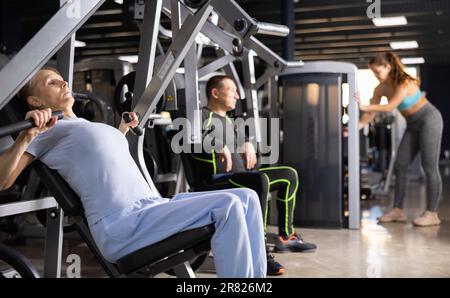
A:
[222,166,299,238]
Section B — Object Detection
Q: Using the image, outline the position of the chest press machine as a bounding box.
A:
[0,0,303,277]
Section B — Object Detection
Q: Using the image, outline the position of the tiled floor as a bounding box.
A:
[2,165,450,278]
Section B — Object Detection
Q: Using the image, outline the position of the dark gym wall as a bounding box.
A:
[1,1,59,55]
[0,1,22,54]
[420,65,450,159]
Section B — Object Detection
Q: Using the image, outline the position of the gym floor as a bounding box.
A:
[2,165,450,278]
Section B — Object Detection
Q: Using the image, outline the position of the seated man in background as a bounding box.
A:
[0,67,267,278]
[191,75,317,275]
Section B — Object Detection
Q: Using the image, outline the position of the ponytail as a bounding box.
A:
[369,52,419,86]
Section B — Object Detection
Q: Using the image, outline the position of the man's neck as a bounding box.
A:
[206,102,227,117]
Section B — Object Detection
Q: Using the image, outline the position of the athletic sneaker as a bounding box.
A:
[266,253,285,276]
[413,211,441,227]
[274,233,317,253]
[378,208,407,223]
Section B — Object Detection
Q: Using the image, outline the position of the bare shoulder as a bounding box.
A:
[392,79,416,97]
[406,79,420,93]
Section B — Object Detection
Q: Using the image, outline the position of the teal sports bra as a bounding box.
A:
[397,89,421,111]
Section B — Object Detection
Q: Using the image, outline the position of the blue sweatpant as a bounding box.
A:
[90,188,267,278]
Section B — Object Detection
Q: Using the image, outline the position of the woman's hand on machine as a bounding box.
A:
[119,112,139,135]
[354,91,361,103]
[21,108,58,140]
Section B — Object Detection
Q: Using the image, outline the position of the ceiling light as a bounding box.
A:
[401,57,425,64]
[372,16,407,27]
[114,0,124,4]
[118,55,139,64]
[74,40,86,47]
[389,40,418,49]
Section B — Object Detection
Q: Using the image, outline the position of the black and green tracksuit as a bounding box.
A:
[190,107,299,238]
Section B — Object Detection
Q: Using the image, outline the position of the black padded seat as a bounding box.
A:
[116,224,215,274]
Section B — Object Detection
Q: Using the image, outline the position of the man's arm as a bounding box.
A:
[205,126,232,172]
[201,113,232,172]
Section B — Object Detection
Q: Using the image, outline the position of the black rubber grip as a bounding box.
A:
[0,111,64,138]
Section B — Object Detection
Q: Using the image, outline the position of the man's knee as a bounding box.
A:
[285,166,298,176]
[264,166,298,182]
[285,166,299,183]
[259,172,270,188]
